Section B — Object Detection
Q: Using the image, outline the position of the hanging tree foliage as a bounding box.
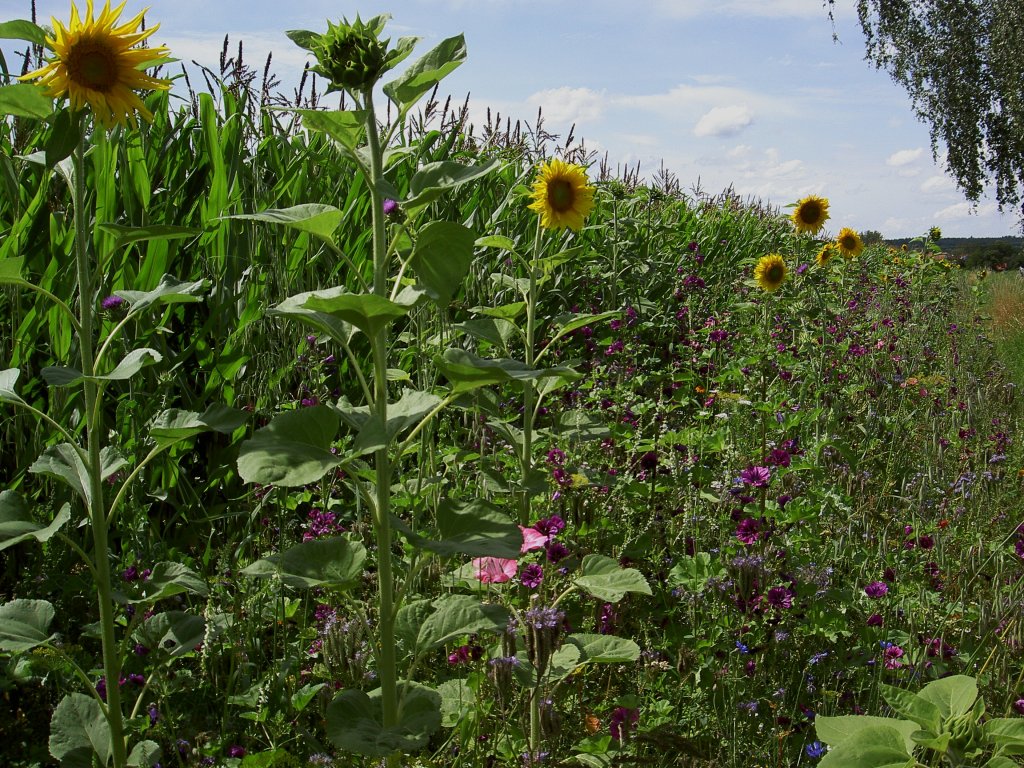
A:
[829,0,1024,227]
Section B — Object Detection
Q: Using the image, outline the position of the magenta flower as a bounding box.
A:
[735,517,761,545]
[866,613,884,627]
[520,526,547,553]
[765,586,793,609]
[739,466,771,488]
[610,706,639,741]
[533,515,566,537]
[864,581,889,598]
[882,643,904,669]
[520,563,544,589]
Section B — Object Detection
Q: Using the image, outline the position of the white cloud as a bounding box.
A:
[886,148,924,167]
[933,201,999,221]
[920,175,955,194]
[693,105,753,138]
[525,86,607,127]
[650,0,821,18]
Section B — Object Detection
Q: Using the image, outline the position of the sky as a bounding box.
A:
[3,0,1022,238]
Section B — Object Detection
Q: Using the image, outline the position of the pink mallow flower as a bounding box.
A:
[472,526,546,584]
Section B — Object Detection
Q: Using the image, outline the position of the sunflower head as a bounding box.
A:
[791,195,830,235]
[816,243,839,267]
[310,15,392,93]
[836,227,864,259]
[527,158,595,232]
[754,253,788,292]
[19,1,171,129]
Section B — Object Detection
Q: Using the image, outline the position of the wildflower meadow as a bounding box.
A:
[1,6,1022,768]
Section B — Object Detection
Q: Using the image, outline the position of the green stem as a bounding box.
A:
[520,219,543,527]
[363,89,401,768]
[73,122,128,768]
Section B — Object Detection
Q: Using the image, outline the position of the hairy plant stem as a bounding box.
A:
[74,123,128,768]
[520,218,543,527]
[363,90,401,768]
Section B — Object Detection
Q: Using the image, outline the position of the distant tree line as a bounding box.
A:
[884,236,1024,268]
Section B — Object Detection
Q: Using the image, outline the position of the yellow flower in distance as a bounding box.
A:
[20,0,171,129]
[528,158,595,231]
[835,227,864,259]
[754,253,788,292]
[791,194,830,235]
[816,242,838,267]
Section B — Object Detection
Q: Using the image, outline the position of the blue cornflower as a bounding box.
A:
[806,741,826,759]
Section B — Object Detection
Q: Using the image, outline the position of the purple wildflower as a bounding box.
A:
[610,706,639,741]
[864,581,889,598]
[739,466,771,488]
[520,563,544,589]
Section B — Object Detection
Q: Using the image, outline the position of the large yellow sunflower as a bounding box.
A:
[20,1,171,129]
[791,194,830,235]
[835,227,864,259]
[816,242,838,267]
[754,253,788,292]
[527,158,595,231]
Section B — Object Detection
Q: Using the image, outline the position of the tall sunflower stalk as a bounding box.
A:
[522,157,595,760]
[16,3,171,767]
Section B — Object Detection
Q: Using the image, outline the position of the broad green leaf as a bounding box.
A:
[983,758,1023,768]
[291,683,327,713]
[237,405,342,487]
[417,594,509,650]
[383,34,466,117]
[135,611,206,658]
[395,498,521,558]
[303,288,424,338]
[571,753,615,768]
[116,275,209,312]
[410,221,477,305]
[437,678,472,727]
[0,83,52,119]
[0,599,55,651]
[293,109,367,150]
[336,389,444,455]
[818,724,915,768]
[816,715,919,752]
[475,234,516,251]
[547,643,583,682]
[473,301,526,320]
[405,158,500,211]
[917,675,978,720]
[435,348,581,394]
[0,19,47,45]
[574,554,652,603]
[126,562,208,603]
[241,536,366,591]
[147,404,248,449]
[96,223,201,250]
[550,311,621,341]
[228,203,343,244]
[454,317,520,349]
[984,718,1024,752]
[667,553,724,591]
[0,369,26,404]
[127,740,161,767]
[44,109,82,168]
[43,348,163,386]
[326,682,442,757]
[0,492,71,552]
[395,599,434,653]
[566,633,642,664]
[270,287,357,346]
[29,444,91,507]
[284,28,319,51]
[49,693,111,768]
[879,683,942,732]
[0,257,27,286]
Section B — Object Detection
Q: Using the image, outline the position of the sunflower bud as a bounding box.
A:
[312,17,390,93]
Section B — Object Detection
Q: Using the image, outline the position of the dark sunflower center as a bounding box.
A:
[800,202,821,223]
[766,264,785,283]
[547,179,575,212]
[67,40,118,91]
[840,236,855,250]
